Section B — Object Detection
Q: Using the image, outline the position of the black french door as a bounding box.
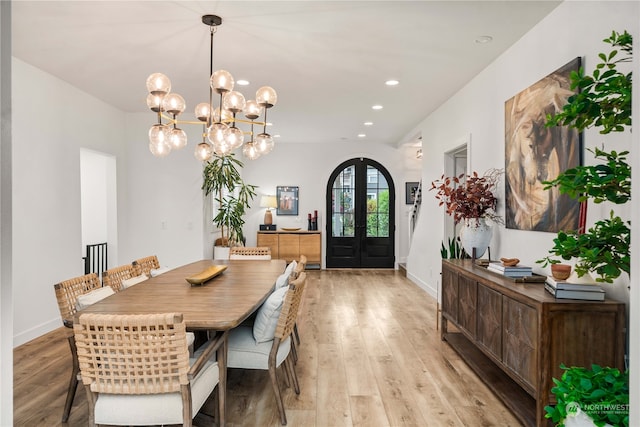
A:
[326,158,395,268]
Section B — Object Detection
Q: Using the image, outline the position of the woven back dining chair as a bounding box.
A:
[229,246,272,260]
[227,272,307,425]
[53,272,102,422]
[74,312,225,427]
[102,263,140,292]
[132,255,160,277]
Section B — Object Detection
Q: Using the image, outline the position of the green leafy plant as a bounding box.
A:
[440,237,469,259]
[545,364,629,427]
[546,30,632,134]
[202,153,257,246]
[539,30,632,283]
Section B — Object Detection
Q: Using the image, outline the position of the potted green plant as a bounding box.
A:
[430,168,504,257]
[202,153,257,256]
[545,364,629,427]
[537,30,632,284]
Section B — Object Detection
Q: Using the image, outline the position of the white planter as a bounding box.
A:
[564,408,611,427]
[459,218,493,258]
[213,246,230,260]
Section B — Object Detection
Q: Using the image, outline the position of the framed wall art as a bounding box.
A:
[276,186,299,216]
[504,57,582,232]
[405,182,419,205]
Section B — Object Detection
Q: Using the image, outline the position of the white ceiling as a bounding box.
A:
[11,1,561,147]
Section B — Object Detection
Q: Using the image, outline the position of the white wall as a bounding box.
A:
[11,59,128,345]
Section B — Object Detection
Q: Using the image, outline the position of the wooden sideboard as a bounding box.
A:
[257,230,321,268]
[441,259,625,427]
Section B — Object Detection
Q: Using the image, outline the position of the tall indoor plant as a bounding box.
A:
[430,168,504,257]
[538,30,632,284]
[202,153,257,249]
[539,30,631,427]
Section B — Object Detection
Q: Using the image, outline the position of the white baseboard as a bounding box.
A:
[14,318,60,347]
[406,271,437,300]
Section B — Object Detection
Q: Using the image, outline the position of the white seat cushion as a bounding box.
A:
[227,325,291,370]
[274,272,289,289]
[120,274,148,289]
[94,358,219,425]
[150,267,171,277]
[75,287,115,311]
[253,286,288,343]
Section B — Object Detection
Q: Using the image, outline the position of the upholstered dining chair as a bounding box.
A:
[73,312,225,427]
[131,255,161,277]
[227,272,307,425]
[53,272,104,422]
[229,246,272,260]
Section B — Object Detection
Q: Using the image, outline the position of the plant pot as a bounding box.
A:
[551,263,572,280]
[213,246,230,260]
[459,218,493,258]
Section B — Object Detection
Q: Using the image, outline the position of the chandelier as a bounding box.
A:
[145,14,277,161]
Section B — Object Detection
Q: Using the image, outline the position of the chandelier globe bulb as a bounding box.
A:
[242,141,261,160]
[243,100,261,120]
[162,93,186,116]
[146,73,171,96]
[207,122,229,145]
[194,142,213,162]
[169,128,188,150]
[211,70,234,95]
[195,103,211,122]
[256,86,277,108]
[146,93,165,112]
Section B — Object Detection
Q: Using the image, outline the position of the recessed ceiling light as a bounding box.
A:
[273,134,280,138]
[357,134,366,138]
[385,79,399,86]
[236,79,250,86]
[475,36,493,44]
[372,105,383,110]
[364,121,373,126]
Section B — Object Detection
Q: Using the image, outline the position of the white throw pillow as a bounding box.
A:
[253,287,288,343]
[121,274,148,290]
[284,260,297,277]
[76,287,115,311]
[274,273,289,289]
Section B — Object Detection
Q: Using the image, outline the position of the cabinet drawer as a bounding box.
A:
[278,234,300,262]
[477,283,502,360]
[458,275,477,338]
[299,234,321,263]
[502,297,538,392]
[257,233,279,259]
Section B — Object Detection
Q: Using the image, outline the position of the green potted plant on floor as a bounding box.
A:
[202,153,257,257]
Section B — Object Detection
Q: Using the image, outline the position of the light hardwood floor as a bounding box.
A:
[14,270,520,426]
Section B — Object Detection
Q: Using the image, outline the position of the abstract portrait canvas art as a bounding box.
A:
[504,57,581,232]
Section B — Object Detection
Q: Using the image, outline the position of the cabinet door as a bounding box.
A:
[477,283,502,361]
[503,296,538,392]
[278,234,300,262]
[441,266,458,323]
[299,233,321,263]
[257,233,279,259]
[457,275,477,338]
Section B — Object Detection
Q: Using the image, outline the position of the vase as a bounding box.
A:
[459,218,493,258]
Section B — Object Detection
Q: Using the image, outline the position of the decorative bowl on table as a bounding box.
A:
[551,263,572,280]
[281,227,301,231]
[185,265,227,285]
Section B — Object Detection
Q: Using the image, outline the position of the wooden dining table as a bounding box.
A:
[74,258,287,426]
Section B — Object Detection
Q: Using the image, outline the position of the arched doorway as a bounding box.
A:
[326,158,395,268]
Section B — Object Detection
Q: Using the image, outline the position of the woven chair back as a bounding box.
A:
[74,313,189,394]
[275,272,306,341]
[53,273,102,325]
[132,255,160,277]
[229,246,272,260]
[102,264,138,292]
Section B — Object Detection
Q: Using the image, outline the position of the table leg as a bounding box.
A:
[218,332,227,427]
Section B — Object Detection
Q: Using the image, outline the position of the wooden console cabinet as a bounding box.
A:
[441,259,625,427]
[257,230,321,268]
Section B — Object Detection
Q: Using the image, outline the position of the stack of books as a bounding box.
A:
[487,262,533,277]
[544,276,605,301]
